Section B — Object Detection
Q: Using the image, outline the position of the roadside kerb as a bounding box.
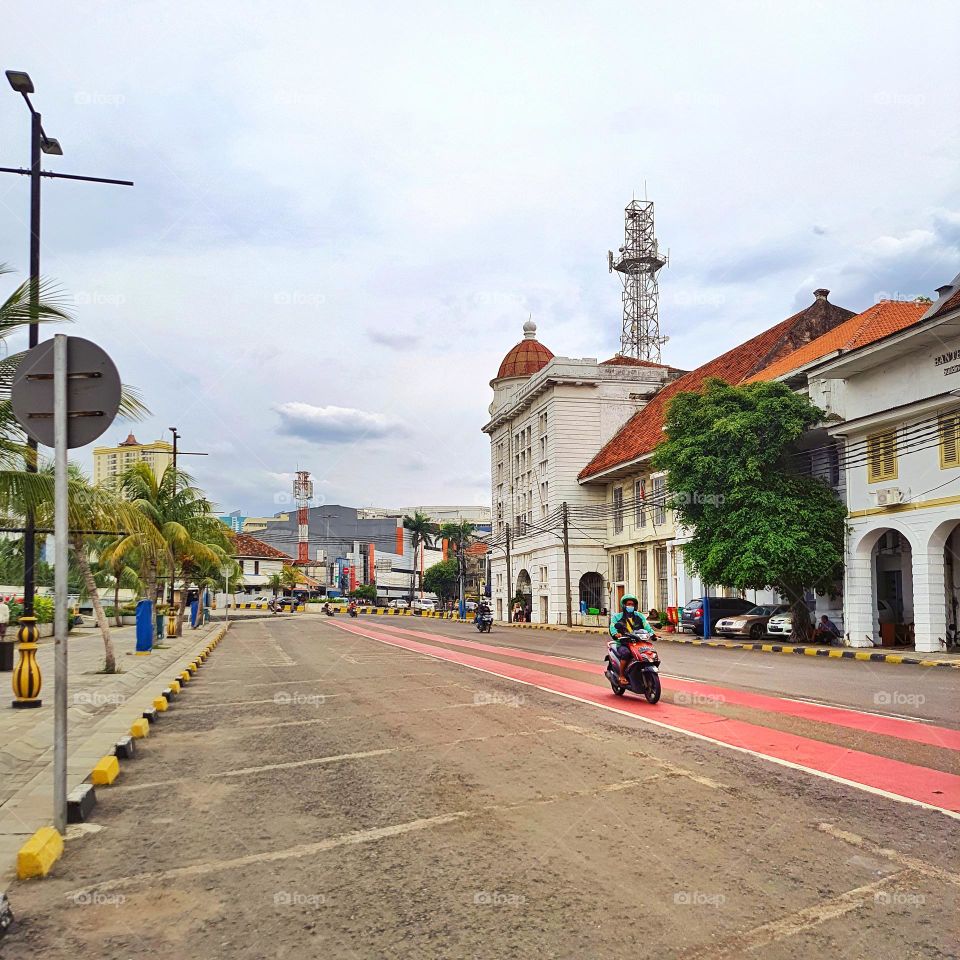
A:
[0,622,230,893]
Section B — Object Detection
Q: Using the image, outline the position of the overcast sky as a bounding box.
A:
[2,1,957,516]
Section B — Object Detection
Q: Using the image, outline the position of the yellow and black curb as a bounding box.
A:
[661,634,960,668]
[324,607,460,619]
[13,622,231,881]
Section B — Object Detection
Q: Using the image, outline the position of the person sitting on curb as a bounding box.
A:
[813,614,841,644]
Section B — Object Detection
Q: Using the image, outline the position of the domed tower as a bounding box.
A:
[489,319,554,415]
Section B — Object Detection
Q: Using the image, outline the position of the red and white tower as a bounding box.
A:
[292,470,313,564]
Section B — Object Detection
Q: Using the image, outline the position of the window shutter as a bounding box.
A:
[941,415,960,468]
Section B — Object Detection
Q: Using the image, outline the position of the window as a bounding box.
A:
[635,479,646,527]
[613,486,624,534]
[613,553,625,582]
[637,550,648,610]
[867,430,898,483]
[655,546,668,610]
[940,414,960,469]
[254,560,260,576]
[652,476,666,525]
[540,480,549,517]
[539,565,548,585]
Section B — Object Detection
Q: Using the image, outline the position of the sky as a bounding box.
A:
[1,1,958,517]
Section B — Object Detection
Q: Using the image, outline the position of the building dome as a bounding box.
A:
[496,319,554,379]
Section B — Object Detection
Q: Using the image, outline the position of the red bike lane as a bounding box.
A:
[332,619,960,818]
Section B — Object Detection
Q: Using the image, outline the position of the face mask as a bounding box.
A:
[625,605,636,614]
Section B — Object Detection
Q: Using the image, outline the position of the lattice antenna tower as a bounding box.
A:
[293,470,314,564]
[607,198,669,361]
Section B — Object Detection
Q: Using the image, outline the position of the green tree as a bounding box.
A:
[402,510,437,600]
[267,572,283,597]
[280,564,300,591]
[652,379,846,642]
[348,583,376,603]
[423,558,459,606]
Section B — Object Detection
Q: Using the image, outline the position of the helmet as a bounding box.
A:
[620,594,639,612]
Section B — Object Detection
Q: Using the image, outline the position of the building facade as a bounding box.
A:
[92,433,173,487]
[804,280,960,652]
[232,533,292,596]
[484,320,681,622]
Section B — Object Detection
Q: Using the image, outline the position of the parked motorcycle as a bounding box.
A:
[475,613,493,633]
[603,631,661,703]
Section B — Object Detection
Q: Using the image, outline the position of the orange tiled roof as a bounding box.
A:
[496,339,554,379]
[233,533,292,561]
[744,300,927,383]
[578,291,855,481]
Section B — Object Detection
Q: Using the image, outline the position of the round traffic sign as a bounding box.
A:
[11,337,121,449]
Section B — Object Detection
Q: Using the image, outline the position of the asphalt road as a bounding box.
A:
[4,615,958,959]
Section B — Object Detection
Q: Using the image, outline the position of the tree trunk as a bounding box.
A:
[174,570,190,637]
[113,580,121,627]
[72,535,116,673]
[785,583,813,643]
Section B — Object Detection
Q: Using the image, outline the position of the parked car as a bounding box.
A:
[273,596,296,610]
[680,596,756,636]
[412,598,438,611]
[715,604,790,640]
[246,596,271,605]
[388,599,410,609]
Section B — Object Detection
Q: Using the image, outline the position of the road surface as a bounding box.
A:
[5,615,958,959]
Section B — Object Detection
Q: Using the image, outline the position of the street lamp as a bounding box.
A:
[1,69,133,707]
[220,563,232,623]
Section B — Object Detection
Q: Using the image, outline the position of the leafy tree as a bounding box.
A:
[280,564,300,591]
[402,510,437,600]
[348,583,376,603]
[652,379,846,642]
[267,572,283,597]
[423,558,459,605]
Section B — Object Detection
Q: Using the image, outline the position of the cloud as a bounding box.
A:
[367,329,423,350]
[274,402,404,444]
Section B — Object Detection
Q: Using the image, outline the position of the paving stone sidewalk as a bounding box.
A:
[0,619,224,891]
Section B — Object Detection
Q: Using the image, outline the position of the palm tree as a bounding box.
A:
[267,572,283,598]
[439,521,475,609]
[112,462,230,636]
[402,511,437,600]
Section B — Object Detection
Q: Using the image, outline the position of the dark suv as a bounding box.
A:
[680,596,756,636]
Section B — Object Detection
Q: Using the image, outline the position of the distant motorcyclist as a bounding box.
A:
[608,594,653,676]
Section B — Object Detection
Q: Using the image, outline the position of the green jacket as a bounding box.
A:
[609,610,653,639]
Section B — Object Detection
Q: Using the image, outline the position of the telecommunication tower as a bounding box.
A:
[293,470,313,565]
[608,198,668,361]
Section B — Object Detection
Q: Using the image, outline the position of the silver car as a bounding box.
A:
[715,604,789,641]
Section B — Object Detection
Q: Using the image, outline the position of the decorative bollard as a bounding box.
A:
[11,616,42,709]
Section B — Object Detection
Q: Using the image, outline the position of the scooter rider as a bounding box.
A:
[608,594,653,677]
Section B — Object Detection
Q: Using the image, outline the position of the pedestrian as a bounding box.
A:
[0,599,8,640]
[813,614,841,644]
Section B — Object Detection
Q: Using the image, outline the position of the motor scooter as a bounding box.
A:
[603,631,661,703]
[475,612,493,633]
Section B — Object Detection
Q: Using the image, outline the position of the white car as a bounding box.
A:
[766,613,793,636]
[388,599,410,609]
[412,599,437,611]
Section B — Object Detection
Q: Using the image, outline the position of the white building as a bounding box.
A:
[233,533,292,596]
[483,320,680,622]
[805,278,960,652]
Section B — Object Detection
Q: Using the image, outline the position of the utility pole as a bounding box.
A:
[505,522,512,622]
[562,502,573,627]
[1,70,133,637]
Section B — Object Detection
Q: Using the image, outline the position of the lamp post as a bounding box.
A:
[2,70,132,706]
[220,563,232,623]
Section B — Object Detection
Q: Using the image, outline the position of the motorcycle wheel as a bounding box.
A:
[609,676,626,696]
[643,672,662,704]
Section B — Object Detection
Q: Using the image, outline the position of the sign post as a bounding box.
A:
[11,335,121,833]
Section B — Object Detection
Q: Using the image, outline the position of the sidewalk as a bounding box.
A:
[0,618,224,892]
[497,621,960,668]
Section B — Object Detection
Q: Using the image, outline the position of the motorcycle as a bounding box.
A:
[603,631,661,704]
[348,606,358,618]
[475,613,493,634]
[322,606,335,617]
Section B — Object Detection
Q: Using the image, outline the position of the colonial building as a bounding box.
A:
[483,319,682,622]
[799,277,960,652]
[232,533,292,596]
[578,290,856,614]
